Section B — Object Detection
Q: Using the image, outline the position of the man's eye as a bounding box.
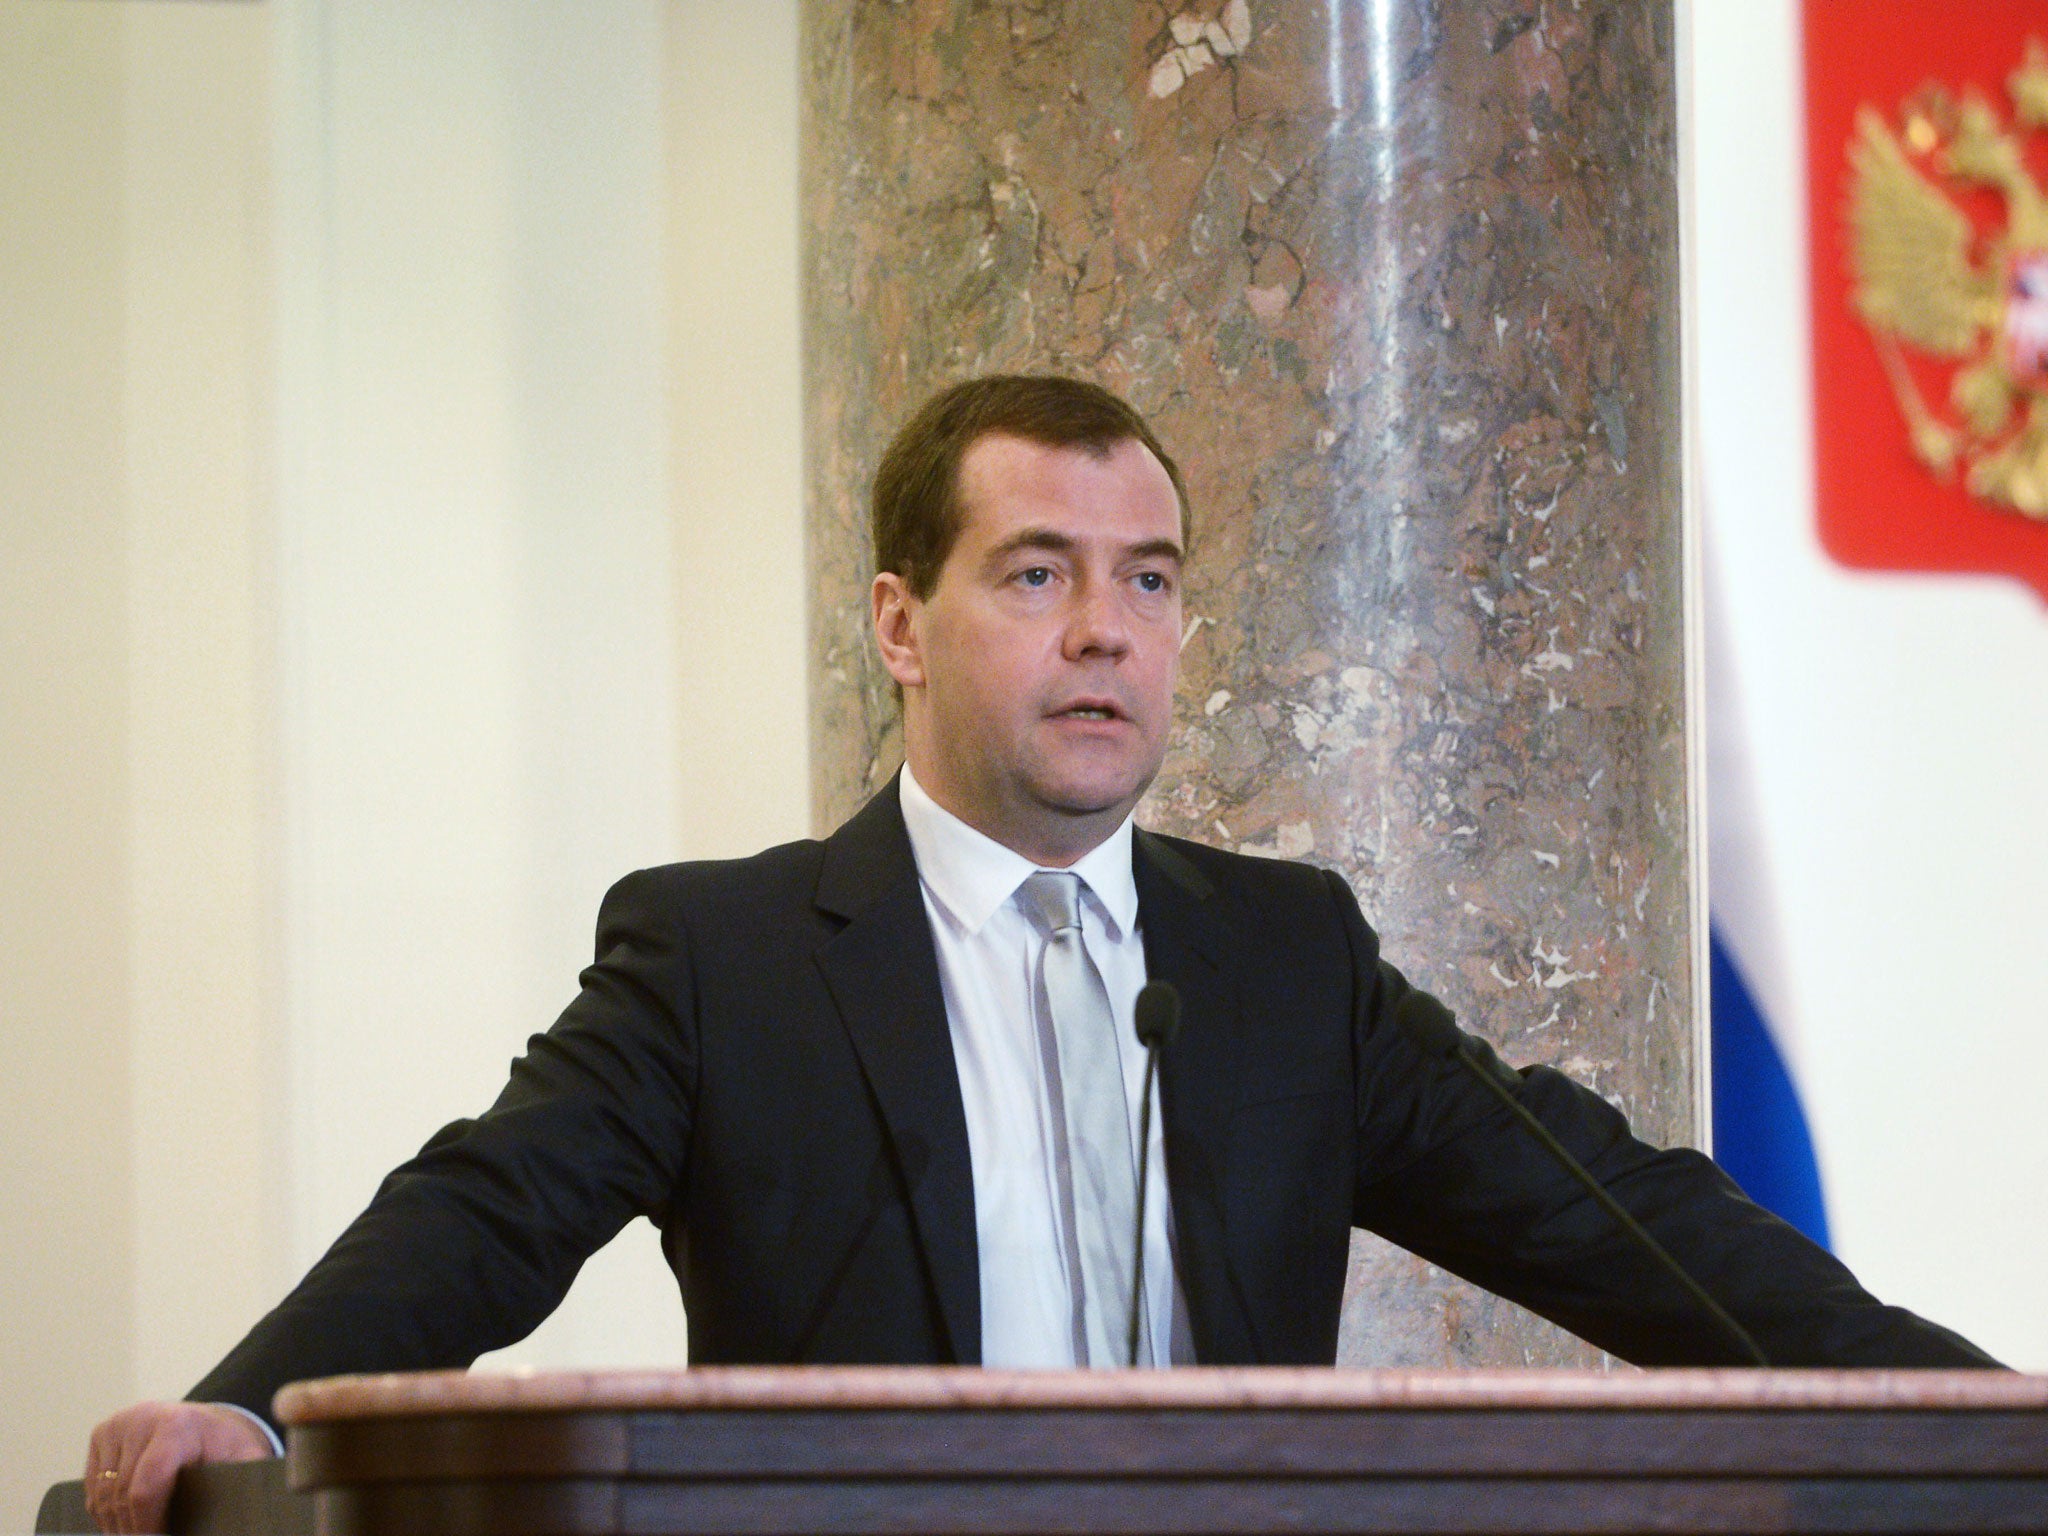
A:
[1134,571,1169,593]
[1018,567,1053,587]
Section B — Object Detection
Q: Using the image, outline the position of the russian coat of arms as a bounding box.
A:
[1848,40,2048,519]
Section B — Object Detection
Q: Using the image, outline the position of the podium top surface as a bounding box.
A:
[273,1365,2048,1425]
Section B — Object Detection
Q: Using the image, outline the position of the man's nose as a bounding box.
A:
[1063,576,1131,657]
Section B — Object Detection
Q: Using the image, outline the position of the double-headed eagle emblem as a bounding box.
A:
[1849,39,2048,518]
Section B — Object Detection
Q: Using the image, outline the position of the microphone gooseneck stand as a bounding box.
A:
[1127,980,1182,1367]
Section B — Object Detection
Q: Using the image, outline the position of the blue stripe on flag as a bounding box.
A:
[1709,924,1832,1250]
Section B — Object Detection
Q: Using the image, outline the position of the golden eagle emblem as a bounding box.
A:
[1848,39,2048,517]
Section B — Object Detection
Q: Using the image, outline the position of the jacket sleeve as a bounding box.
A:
[1330,870,2002,1369]
[189,866,702,1428]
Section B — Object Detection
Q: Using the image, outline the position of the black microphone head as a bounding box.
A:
[1392,989,1462,1060]
[1134,980,1182,1050]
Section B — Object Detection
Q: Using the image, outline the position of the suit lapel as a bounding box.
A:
[812,783,983,1364]
[1133,830,1261,1363]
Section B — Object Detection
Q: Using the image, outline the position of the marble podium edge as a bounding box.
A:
[274,1365,2047,1423]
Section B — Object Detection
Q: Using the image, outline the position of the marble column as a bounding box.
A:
[803,1,1688,1368]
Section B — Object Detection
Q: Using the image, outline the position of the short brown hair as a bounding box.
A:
[872,374,1190,599]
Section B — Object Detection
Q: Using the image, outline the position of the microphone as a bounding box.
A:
[1128,980,1182,1366]
[1393,989,1771,1368]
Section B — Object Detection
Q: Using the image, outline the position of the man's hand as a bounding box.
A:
[84,1401,274,1534]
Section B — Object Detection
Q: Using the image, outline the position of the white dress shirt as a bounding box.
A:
[899,765,1192,1366]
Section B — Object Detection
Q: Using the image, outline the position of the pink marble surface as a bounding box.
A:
[276,1366,2048,1424]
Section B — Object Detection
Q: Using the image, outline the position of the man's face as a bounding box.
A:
[873,432,1185,866]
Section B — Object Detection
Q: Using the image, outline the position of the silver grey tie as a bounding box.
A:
[1018,870,1148,1366]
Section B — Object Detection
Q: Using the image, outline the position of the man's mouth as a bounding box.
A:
[1054,700,1124,722]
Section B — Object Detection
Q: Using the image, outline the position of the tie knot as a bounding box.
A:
[1017,869,1084,938]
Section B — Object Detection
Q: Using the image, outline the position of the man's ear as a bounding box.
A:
[872,571,927,689]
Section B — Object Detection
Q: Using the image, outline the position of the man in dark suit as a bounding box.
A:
[84,375,1996,1535]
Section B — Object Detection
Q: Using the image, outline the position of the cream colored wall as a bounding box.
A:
[268,0,686,1372]
[120,6,281,1408]
[6,0,806,1511]
[1,10,138,1523]
[269,0,808,1373]
[666,0,807,861]
[3,1,277,1518]
[492,0,806,1364]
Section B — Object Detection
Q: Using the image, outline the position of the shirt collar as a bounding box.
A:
[898,764,1140,941]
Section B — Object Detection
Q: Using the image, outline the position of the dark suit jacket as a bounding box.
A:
[194,780,1994,1423]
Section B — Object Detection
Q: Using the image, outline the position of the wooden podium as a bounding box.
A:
[270,1367,2045,1535]
[37,1368,2048,1535]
